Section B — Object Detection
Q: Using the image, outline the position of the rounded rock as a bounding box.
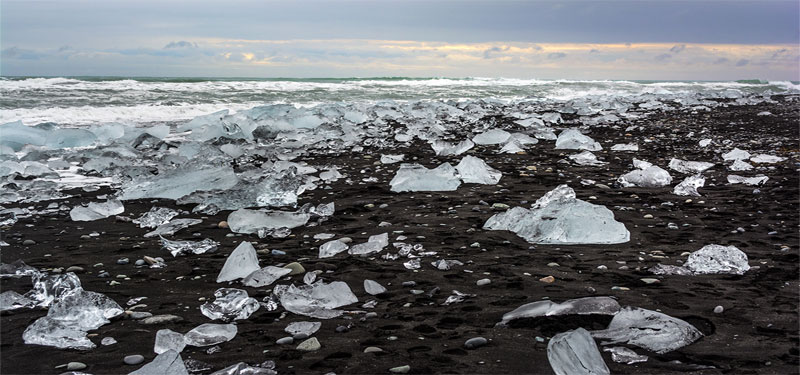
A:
[218,221,229,229]
[283,262,305,276]
[296,337,321,351]
[276,337,294,345]
[123,355,145,365]
[476,278,491,286]
[713,305,724,314]
[134,259,146,266]
[390,365,411,374]
[22,239,36,246]
[464,337,488,349]
[66,362,87,371]
[117,258,130,265]
[293,333,309,340]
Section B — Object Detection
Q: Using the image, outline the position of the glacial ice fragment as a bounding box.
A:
[498,140,525,154]
[750,154,786,164]
[285,321,322,336]
[569,151,606,166]
[455,156,502,184]
[211,362,276,375]
[179,168,306,210]
[727,175,768,186]
[349,233,389,256]
[25,272,82,307]
[604,347,648,364]
[241,266,292,287]
[134,207,179,228]
[611,143,638,152]
[685,244,750,275]
[69,199,125,221]
[484,185,629,244]
[364,279,387,295]
[227,209,310,235]
[472,129,511,145]
[380,154,405,164]
[318,240,349,259]
[200,288,260,322]
[184,323,238,347]
[389,163,461,192]
[728,159,753,171]
[130,349,189,375]
[591,307,703,354]
[673,175,705,197]
[497,297,620,326]
[0,290,35,311]
[144,219,202,238]
[617,160,672,188]
[547,328,610,375]
[722,148,751,161]
[273,281,358,319]
[217,242,261,283]
[555,129,602,151]
[668,158,714,174]
[0,259,39,279]
[431,139,474,156]
[121,165,239,201]
[154,329,186,354]
[160,237,218,257]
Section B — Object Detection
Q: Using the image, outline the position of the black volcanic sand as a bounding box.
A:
[1,98,798,374]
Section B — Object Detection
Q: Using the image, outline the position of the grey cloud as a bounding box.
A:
[669,44,686,53]
[655,53,671,61]
[771,48,788,59]
[735,59,749,66]
[483,46,510,59]
[547,52,566,59]
[713,57,730,64]
[165,41,198,49]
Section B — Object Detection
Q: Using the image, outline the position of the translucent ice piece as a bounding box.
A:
[750,154,786,164]
[498,140,525,154]
[154,329,186,354]
[617,160,672,188]
[548,328,610,375]
[216,242,261,283]
[604,346,649,364]
[389,163,461,192]
[210,362,276,375]
[497,297,621,326]
[285,321,322,336]
[227,209,311,235]
[160,237,219,257]
[318,240,349,259]
[668,158,714,174]
[431,139,474,156]
[241,266,292,287]
[555,129,602,151]
[508,133,539,146]
[611,143,638,152]
[0,259,40,279]
[363,279,387,295]
[472,129,511,145]
[184,323,238,347]
[728,160,753,171]
[273,281,358,319]
[569,151,606,166]
[455,156,502,184]
[684,244,750,275]
[144,219,202,238]
[120,165,239,201]
[484,185,629,244]
[0,211,17,227]
[0,290,35,311]
[0,121,48,151]
[179,167,306,210]
[130,349,189,375]
[348,233,389,256]
[24,272,82,307]
[200,288,260,322]
[69,199,125,221]
[134,207,179,228]
[673,175,705,197]
[722,148,751,161]
[727,175,768,186]
[591,307,703,354]
[380,154,405,164]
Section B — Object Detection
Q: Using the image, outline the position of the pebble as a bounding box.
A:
[271,249,286,256]
[401,281,416,287]
[127,311,153,320]
[296,337,321,351]
[464,337,488,349]
[143,256,158,265]
[714,305,724,314]
[390,365,411,374]
[276,337,294,345]
[123,355,145,365]
[293,333,309,340]
[283,262,305,275]
[65,266,84,273]
[139,314,183,325]
[66,362,87,371]
[339,237,353,244]
[218,221,229,229]
[335,325,349,333]
[643,214,654,219]
[364,312,379,319]
[101,337,117,346]
[640,278,660,284]
[22,239,36,246]
[117,258,130,265]
[547,262,559,267]
[539,276,555,283]
[476,278,491,286]
[364,346,383,353]
[491,203,509,210]
[109,280,121,286]
[611,286,630,291]
[134,259,146,266]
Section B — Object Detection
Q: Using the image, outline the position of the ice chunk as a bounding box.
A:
[160,237,218,257]
[389,163,461,192]
[727,175,768,186]
[273,281,358,319]
[685,244,750,275]
[154,329,186,354]
[0,259,40,279]
[200,288,260,322]
[380,154,405,164]
[0,211,17,227]
[144,219,202,238]
[455,156,502,184]
[722,148,751,161]
[555,129,602,151]
[472,129,511,145]
[498,140,525,154]
[498,297,620,326]
[318,240,349,259]
[431,259,463,270]
[617,160,672,188]
[349,233,389,256]
[241,266,292,287]
[591,307,703,354]
[729,159,753,171]
[668,158,714,174]
[508,132,539,146]
[547,328,610,375]
[220,144,244,158]
[431,139,474,156]
[130,349,189,375]
[285,321,322,336]
[750,154,786,164]
[484,185,629,244]
[698,139,712,147]
[364,279,387,295]
[69,199,125,221]
[179,168,306,210]
[673,175,705,196]
[319,168,343,182]
[610,143,638,152]
[121,165,239,201]
[134,207,179,228]
[227,209,311,235]
[184,323,238,347]
[0,290,35,311]
[25,272,82,307]
[0,121,48,151]
[569,151,606,166]
[604,347,648,364]
[217,242,261,283]
[210,362,276,375]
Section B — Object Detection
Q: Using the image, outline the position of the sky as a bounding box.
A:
[1,0,798,80]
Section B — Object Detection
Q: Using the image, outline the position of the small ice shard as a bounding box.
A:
[130,349,189,375]
[273,281,358,319]
[0,259,39,279]
[569,151,606,166]
[498,140,525,154]
[722,148,751,161]
[154,329,186,354]
[69,199,125,221]
[380,154,405,164]
[216,242,261,283]
[200,288,260,322]
[497,297,620,326]
[442,290,474,305]
[455,156,502,184]
[184,323,238,347]
[750,154,786,164]
[241,266,291,288]
[431,259,464,270]
[547,328,610,375]
[364,279,387,295]
[728,159,753,171]
[514,117,544,128]
[319,168,343,182]
[210,362,276,375]
[25,272,82,307]
[403,258,421,270]
[303,272,317,285]
[673,175,705,196]
[285,321,322,336]
[591,307,703,354]
[472,129,511,145]
[121,165,239,201]
[220,144,243,158]
[555,129,602,151]
[318,240,349,259]
[431,139,474,156]
[0,290,35,311]
[144,219,202,238]
[160,237,218,257]
[134,207,180,228]
[617,159,672,188]
[227,209,310,235]
[349,233,389,256]
[604,347,648,364]
[542,112,563,123]
[685,244,750,275]
[0,211,17,227]
[727,175,768,186]
[508,133,539,146]
[668,158,714,174]
[389,163,461,192]
[611,143,639,152]
[698,139,712,147]
[484,185,629,244]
